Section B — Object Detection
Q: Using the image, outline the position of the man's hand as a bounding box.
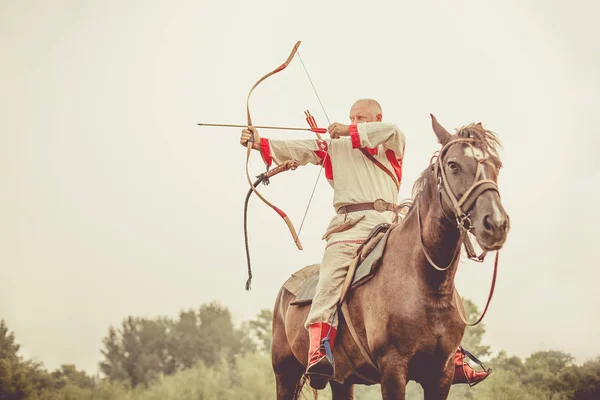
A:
[328,123,350,139]
[240,127,261,150]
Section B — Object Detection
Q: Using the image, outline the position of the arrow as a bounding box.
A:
[197,123,327,134]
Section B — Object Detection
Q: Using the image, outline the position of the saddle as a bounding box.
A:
[287,223,393,306]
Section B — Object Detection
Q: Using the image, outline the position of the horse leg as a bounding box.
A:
[273,356,305,400]
[379,356,409,400]
[272,300,306,400]
[421,367,453,400]
[330,381,354,399]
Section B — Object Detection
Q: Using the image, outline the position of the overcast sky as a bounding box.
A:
[1,0,599,374]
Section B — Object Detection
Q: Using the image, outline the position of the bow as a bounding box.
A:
[244,41,303,252]
[241,41,331,289]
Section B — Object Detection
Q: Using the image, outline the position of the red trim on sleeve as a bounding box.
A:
[385,149,403,183]
[260,138,272,167]
[350,125,377,154]
[314,141,333,180]
[350,124,361,148]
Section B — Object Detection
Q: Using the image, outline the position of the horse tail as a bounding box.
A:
[293,375,318,400]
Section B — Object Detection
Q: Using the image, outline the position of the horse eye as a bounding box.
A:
[448,161,460,173]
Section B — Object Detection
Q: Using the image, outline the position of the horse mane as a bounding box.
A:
[403,123,503,217]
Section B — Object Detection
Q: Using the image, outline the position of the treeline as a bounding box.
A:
[0,301,598,399]
[99,302,263,387]
[0,321,95,399]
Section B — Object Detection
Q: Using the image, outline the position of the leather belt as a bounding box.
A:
[337,199,397,214]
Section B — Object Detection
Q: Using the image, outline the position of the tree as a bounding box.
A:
[555,356,600,400]
[246,309,273,353]
[100,316,172,387]
[169,309,202,370]
[0,320,35,400]
[50,364,95,389]
[519,350,575,392]
[526,351,575,375]
[493,350,526,376]
[99,326,129,384]
[98,301,255,387]
[197,302,246,366]
[0,321,20,361]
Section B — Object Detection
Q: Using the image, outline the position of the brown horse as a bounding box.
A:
[271,115,510,399]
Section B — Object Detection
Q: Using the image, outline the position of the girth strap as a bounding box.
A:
[340,302,379,371]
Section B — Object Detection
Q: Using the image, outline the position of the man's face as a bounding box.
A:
[349,101,382,124]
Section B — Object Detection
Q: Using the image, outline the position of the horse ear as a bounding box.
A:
[430,114,451,145]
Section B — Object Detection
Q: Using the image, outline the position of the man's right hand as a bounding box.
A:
[240,127,261,150]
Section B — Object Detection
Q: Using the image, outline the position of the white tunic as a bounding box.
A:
[261,122,407,327]
[260,122,407,243]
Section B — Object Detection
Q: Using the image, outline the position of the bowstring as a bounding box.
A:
[297,51,331,125]
[296,50,332,240]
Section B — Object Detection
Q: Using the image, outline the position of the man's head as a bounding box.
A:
[350,99,383,124]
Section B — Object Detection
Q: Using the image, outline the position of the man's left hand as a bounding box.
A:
[328,123,350,139]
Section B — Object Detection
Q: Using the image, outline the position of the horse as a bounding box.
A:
[271,114,510,399]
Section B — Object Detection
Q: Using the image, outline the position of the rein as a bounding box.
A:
[416,138,500,326]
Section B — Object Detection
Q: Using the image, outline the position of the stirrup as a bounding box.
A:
[306,338,335,390]
[456,346,492,387]
[306,355,334,390]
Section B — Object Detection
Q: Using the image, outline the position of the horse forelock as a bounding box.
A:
[455,123,503,170]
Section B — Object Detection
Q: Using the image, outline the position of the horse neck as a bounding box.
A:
[388,186,462,296]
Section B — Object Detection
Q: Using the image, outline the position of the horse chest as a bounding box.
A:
[379,292,460,347]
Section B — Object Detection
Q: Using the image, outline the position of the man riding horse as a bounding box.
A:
[241,99,490,390]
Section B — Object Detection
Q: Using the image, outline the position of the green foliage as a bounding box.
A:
[98,301,257,388]
[0,321,49,400]
[0,357,34,400]
[555,356,600,400]
[50,365,96,389]
[0,321,95,400]
[2,302,599,400]
[0,321,21,361]
[25,353,277,400]
[244,309,273,353]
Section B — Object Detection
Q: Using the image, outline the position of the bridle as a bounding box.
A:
[416,138,501,326]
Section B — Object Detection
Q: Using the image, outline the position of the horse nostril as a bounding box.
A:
[483,215,492,231]
[500,218,508,232]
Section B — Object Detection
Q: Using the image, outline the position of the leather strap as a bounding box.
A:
[337,200,397,215]
[340,302,379,371]
[359,148,399,191]
[423,138,501,326]
[455,251,499,326]
[339,257,360,304]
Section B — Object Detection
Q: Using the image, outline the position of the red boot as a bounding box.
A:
[453,347,492,386]
[306,322,337,390]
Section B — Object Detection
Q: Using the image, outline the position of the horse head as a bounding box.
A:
[430,114,510,251]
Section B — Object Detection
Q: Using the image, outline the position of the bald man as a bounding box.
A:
[241,99,489,389]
